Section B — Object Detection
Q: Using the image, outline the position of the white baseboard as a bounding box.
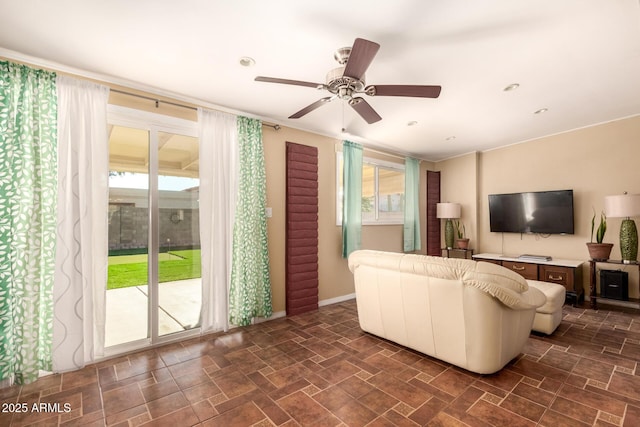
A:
[254,293,356,324]
[254,311,285,323]
[319,293,356,307]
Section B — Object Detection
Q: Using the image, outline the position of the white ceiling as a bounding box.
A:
[1,0,639,161]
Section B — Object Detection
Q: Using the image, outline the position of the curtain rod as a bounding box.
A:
[110,88,197,111]
[363,146,407,161]
[335,142,408,161]
[110,88,280,130]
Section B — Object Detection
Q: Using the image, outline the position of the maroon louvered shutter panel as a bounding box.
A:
[286,142,319,315]
[426,170,441,256]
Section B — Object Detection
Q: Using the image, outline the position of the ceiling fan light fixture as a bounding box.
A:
[503,83,520,92]
[334,47,352,65]
[239,56,255,67]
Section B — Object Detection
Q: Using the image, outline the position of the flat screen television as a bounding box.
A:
[488,189,574,234]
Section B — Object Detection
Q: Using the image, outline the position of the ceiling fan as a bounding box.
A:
[255,38,441,124]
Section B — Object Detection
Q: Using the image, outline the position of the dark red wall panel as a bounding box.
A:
[286,142,319,316]
[426,170,441,256]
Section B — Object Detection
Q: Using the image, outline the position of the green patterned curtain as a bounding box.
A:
[342,140,363,258]
[229,116,272,326]
[403,157,421,252]
[0,61,57,385]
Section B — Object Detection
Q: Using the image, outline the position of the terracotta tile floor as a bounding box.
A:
[2,299,640,426]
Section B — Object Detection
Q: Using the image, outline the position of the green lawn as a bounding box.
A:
[108,252,184,265]
[107,249,201,290]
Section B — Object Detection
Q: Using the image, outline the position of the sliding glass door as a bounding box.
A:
[107,125,150,346]
[156,131,200,337]
[106,107,200,350]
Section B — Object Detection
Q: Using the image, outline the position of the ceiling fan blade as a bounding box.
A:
[343,38,380,80]
[366,85,442,98]
[289,97,333,119]
[255,76,321,88]
[349,97,382,124]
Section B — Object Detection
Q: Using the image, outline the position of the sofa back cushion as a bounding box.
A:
[349,250,528,292]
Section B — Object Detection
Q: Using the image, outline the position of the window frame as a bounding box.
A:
[335,151,405,226]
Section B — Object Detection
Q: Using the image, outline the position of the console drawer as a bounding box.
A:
[479,259,503,266]
[473,254,584,305]
[539,265,574,291]
[502,261,538,280]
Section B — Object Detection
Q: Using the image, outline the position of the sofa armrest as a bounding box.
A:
[466,278,546,310]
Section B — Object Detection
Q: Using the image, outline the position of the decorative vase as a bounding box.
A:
[586,243,613,261]
[445,219,455,249]
[456,238,470,249]
[619,218,638,263]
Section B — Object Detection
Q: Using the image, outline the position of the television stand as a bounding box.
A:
[473,253,583,305]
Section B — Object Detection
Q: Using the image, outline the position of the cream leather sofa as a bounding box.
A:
[348,250,546,374]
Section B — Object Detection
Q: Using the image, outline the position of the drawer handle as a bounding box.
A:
[512,265,525,271]
[548,275,562,281]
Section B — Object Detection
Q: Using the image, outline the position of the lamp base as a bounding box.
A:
[445,219,455,250]
[620,218,638,263]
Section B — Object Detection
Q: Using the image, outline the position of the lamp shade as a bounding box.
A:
[436,202,461,219]
[604,194,640,218]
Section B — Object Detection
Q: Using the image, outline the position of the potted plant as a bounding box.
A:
[586,209,613,261]
[454,220,470,249]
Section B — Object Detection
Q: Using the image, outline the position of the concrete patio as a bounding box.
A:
[105,278,201,347]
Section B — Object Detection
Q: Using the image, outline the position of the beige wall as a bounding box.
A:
[437,152,479,246]
[437,115,640,298]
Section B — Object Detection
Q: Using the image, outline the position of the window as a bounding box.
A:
[336,152,405,225]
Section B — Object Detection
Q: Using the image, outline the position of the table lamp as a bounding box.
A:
[436,202,461,249]
[604,192,640,264]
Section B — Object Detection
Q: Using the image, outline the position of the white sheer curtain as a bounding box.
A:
[198,108,238,333]
[53,75,109,371]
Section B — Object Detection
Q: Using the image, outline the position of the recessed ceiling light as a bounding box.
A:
[239,56,255,67]
[534,108,548,115]
[446,136,456,141]
[407,120,418,127]
[503,83,520,92]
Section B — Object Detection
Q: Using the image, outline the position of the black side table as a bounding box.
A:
[442,248,474,259]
